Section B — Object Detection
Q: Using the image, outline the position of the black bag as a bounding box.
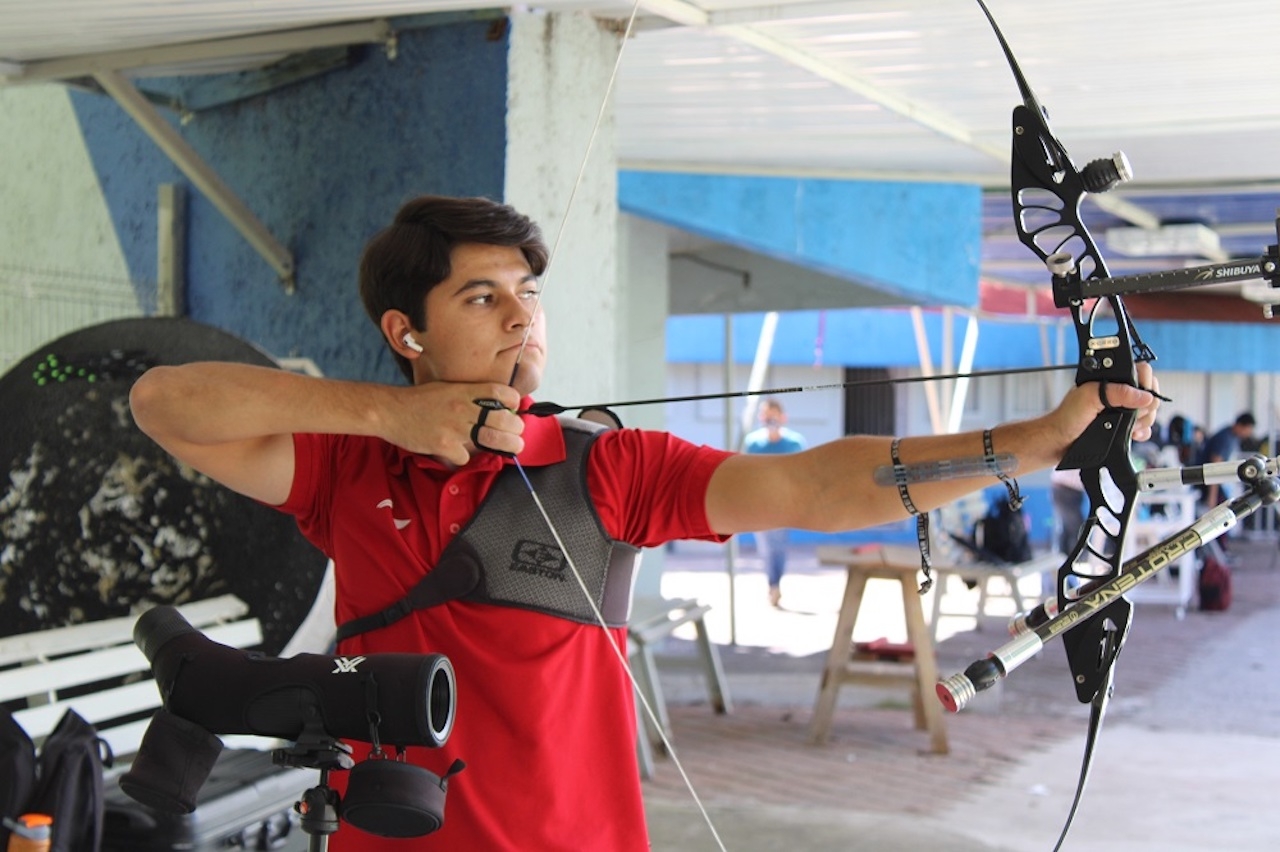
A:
[976,496,1033,564]
[0,708,37,850]
[1199,556,1232,611]
[30,710,112,852]
[1,708,110,852]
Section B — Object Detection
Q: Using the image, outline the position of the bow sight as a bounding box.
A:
[1049,215,1280,317]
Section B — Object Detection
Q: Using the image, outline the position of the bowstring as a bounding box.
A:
[502,4,728,849]
[511,465,727,851]
[509,4,638,377]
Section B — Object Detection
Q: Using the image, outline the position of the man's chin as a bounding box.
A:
[508,364,541,397]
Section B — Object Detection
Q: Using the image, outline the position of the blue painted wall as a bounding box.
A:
[69,19,510,382]
[668,310,1055,369]
[621,170,982,307]
[1136,319,1280,374]
[668,309,1280,374]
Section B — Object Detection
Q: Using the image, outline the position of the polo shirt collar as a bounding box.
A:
[388,396,566,473]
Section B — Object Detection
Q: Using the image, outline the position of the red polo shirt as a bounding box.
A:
[279,404,732,851]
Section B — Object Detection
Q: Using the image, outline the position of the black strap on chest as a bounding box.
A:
[336,417,640,642]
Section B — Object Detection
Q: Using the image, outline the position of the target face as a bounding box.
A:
[0,317,326,653]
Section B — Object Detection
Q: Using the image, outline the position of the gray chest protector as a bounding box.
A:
[336,417,640,642]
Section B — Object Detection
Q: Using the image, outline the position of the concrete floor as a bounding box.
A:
[640,536,1280,852]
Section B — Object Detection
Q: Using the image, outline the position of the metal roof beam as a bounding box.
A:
[707,1,903,26]
[94,70,295,291]
[635,0,1005,161]
[639,0,709,27]
[719,23,1006,161]
[4,19,393,85]
[636,1,1160,232]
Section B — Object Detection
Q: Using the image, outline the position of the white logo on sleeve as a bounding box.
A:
[376,498,412,530]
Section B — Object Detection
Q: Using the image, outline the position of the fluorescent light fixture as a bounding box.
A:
[1106,223,1222,258]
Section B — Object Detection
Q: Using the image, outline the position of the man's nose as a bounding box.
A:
[501,296,534,329]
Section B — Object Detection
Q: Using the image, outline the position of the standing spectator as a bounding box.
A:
[743,399,806,607]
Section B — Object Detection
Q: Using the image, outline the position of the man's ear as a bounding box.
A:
[381,310,422,356]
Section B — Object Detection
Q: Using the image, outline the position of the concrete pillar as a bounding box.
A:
[504,13,678,596]
[617,214,671,432]
[618,213,672,595]
[505,10,622,409]
[501,16,680,593]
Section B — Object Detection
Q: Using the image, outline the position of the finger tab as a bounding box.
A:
[471,398,515,458]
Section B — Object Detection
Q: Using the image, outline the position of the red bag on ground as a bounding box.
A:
[1198,557,1232,611]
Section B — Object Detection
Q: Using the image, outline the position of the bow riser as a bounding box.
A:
[1002,65,1146,711]
[1009,104,1110,281]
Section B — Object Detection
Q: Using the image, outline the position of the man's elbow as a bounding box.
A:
[129,366,181,439]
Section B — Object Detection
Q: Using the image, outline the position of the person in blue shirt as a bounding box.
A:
[1198,412,1256,507]
[743,399,807,607]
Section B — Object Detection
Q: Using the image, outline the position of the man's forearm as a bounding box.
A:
[707,413,1073,536]
[131,362,527,469]
[793,416,1066,531]
[130,362,387,446]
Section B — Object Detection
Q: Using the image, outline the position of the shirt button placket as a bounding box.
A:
[443,480,463,537]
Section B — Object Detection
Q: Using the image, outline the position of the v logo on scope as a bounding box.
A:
[332,656,367,674]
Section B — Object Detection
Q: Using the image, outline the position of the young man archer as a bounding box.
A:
[129,194,1159,851]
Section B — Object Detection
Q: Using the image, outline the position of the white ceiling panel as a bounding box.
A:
[4,0,1278,186]
[2,0,1278,293]
[0,1,483,62]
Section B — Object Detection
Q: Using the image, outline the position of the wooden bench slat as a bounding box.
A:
[934,552,1061,582]
[90,726,283,766]
[1,595,276,768]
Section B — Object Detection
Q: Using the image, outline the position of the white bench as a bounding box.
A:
[0,594,269,759]
[627,596,732,779]
[0,594,315,850]
[928,551,1062,641]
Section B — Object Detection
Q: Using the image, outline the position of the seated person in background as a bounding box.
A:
[1197,412,1256,507]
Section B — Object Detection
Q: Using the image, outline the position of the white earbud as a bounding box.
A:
[402,333,424,354]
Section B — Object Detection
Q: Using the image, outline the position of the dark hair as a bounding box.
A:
[359,196,549,381]
[1236,412,1257,428]
[1167,414,1193,446]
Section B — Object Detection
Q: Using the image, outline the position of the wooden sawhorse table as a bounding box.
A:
[810,544,948,754]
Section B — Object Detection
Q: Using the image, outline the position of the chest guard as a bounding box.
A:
[336,417,640,642]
